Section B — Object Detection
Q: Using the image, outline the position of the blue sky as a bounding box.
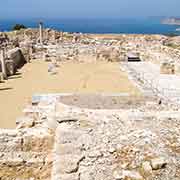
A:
[0,0,180,19]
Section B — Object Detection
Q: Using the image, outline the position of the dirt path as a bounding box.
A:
[0,60,140,128]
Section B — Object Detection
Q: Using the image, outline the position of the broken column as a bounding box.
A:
[29,45,33,61]
[60,31,64,42]
[0,49,7,80]
[53,30,56,43]
[39,22,43,45]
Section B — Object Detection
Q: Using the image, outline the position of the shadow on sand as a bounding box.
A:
[8,75,22,80]
[0,87,13,91]
[14,72,22,76]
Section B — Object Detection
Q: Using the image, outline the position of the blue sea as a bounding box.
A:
[0,18,180,35]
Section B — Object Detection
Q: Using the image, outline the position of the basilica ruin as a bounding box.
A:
[0,25,180,180]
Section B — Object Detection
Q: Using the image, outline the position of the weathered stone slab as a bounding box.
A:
[53,154,85,174]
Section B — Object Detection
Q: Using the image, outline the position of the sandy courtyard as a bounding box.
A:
[0,60,140,128]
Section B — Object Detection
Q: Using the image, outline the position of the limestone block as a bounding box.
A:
[16,117,35,129]
[141,161,152,176]
[56,127,83,144]
[150,157,167,170]
[113,169,143,180]
[54,154,85,174]
[7,48,27,69]
[52,173,79,180]
[80,172,94,180]
[45,116,59,131]
[88,150,102,159]
[55,143,82,155]
[0,136,22,152]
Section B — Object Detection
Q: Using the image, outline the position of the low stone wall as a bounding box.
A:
[0,94,180,180]
[0,120,54,179]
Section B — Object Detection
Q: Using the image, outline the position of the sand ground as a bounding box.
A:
[0,60,140,129]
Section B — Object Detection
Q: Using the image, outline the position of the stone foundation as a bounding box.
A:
[1,29,180,179]
[0,120,54,179]
[0,94,179,180]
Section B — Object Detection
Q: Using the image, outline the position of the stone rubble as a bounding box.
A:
[150,157,167,170]
[0,92,179,179]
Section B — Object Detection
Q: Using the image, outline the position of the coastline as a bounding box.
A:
[0,18,179,35]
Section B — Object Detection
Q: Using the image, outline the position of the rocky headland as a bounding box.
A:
[162,17,180,25]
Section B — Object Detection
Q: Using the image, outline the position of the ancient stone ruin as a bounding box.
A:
[0,94,179,180]
[0,27,180,180]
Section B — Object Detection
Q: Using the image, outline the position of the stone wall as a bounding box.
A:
[50,98,180,180]
[0,116,54,180]
[0,93,179,180]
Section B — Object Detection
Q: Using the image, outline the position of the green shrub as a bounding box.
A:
[12,24,27,31]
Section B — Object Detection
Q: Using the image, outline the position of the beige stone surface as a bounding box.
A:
[0,60,139,129]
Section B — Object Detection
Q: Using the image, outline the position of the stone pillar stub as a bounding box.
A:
[39,21,43,45]
[0,49,7,80]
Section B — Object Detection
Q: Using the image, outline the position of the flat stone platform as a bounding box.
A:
[0,61,140,129]
[58,94,157,109]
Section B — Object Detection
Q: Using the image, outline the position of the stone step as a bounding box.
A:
[52,173,79,180]
[52,154,85,174]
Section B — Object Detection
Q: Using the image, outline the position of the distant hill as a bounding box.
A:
[162,18,180,25]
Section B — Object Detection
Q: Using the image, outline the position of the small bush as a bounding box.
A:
[12,24,27,31]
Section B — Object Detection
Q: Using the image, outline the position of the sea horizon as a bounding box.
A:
[0,17,180,35]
